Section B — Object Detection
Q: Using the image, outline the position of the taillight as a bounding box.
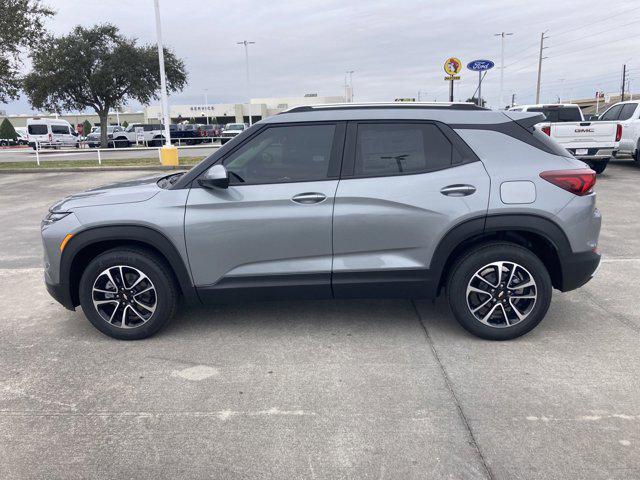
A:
[48,133,52,142]
[540,168,596,196]
[615,123,622,142]
[541,125,551,136]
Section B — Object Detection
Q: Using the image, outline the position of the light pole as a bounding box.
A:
[154,0,171,146]
[344,70,354,102]
[494,32,513,109]
[203,89,209,124]
[237,40,255,125]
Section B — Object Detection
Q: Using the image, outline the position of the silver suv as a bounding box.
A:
[42,103,601,340]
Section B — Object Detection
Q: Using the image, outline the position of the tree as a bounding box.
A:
[0,0,54,102]
[122,120,129,128]
[466,97,486,107]
[23,24,187,147]
[0,118,18,140]
[82,119,92,137]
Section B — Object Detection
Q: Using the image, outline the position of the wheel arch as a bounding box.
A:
[433,214,571,294]
[61,225,199,308]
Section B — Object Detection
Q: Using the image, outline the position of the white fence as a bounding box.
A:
[31,137,222,166]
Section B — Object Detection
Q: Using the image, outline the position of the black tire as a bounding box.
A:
[447,243,552,340]
[634,146,640,166]
[590,160,608,174]
[78,248,178,340]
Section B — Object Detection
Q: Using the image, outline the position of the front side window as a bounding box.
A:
[354,123,452,177]
[223,124,335,185]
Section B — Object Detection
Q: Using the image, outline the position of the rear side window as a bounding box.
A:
[51,125,70,134]
[600,104,623,121]
[354,123,452,176]
[28,125,48,135]
[618,103,638,120]
[528,107,582,122]
[531,128,573,158]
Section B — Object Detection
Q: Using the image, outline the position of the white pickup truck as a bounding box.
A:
[594,100,640,166]
[508,104,619,174]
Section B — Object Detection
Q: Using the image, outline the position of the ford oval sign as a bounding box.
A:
[467,60,495,71]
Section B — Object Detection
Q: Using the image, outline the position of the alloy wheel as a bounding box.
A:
[466,261,537,328]
[92,265,157,328]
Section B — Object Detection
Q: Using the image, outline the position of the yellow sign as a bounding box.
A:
[444,75,461,81]
[444,57,462,75]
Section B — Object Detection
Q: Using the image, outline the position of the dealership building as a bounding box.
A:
[2,94,345,129]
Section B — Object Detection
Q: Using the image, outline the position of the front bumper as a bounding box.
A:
[45,279,75,310]
[560,251,601,291]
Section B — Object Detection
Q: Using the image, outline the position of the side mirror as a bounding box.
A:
[199,164,229,189]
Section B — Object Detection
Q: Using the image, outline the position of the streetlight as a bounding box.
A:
[203,88,209,124]
[237,40,255,125]
[494,32,513,109]
[153,0,171,146]
[344,70,354,102]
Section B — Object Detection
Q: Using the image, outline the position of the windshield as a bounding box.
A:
[528,106,582,122]
[226,124,245,130]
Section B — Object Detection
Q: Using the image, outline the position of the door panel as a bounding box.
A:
[332,162,490,293]
[185,181,338,287]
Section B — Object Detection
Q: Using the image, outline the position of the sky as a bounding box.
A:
[3,0,640,114]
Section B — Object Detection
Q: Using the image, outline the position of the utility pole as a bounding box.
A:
[511,93,516,108]
[621,64,627,102]
[237,40,255,125]
[154,0,171,146]
[494,32,513,109]
[535,31,548,104]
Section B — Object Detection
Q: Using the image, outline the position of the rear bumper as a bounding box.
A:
[559,251,601,292]
[567,147,613,160]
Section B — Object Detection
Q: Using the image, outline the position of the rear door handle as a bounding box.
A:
[291,192,327,204]
[440,184,476,197]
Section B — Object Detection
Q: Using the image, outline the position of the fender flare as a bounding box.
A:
[429,213,571,291]
[60,225,199,307]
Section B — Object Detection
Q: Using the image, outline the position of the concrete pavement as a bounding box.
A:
[0,161,638,479]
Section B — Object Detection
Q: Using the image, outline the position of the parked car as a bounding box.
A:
[220,122,249,144]
[15,127,29,145]
[26,118,79,149]
[111,123,165,147]
[595,101,640,166]
[198,124,222,141]
[42,102,601,341]
[169,123,202,145]
[508,104,617,173]
[85,125,125,148]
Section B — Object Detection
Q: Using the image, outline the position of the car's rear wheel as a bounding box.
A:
[79,248,178,340]
[590,160,608,174]
[447,243,552,340]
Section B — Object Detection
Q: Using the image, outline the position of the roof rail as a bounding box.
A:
[282,102,488,114]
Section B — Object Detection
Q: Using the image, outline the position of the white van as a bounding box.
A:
[26,118,79,150]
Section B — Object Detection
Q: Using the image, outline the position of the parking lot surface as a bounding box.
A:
[0,161,639,479]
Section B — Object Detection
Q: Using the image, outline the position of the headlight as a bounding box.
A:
[43,211,71,225]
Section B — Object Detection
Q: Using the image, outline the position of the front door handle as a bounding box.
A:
[291,192,327,204]
[440,184,476,197]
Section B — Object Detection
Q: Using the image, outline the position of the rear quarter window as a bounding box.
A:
[28,125,48,135]
[618,103,638,121]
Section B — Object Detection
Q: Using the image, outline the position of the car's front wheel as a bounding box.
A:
[447,243,552,340]
[79,248,178,340]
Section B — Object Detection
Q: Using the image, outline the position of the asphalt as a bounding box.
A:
[0,160,639,479]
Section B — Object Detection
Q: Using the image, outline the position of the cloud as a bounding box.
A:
[2,0,639,114]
